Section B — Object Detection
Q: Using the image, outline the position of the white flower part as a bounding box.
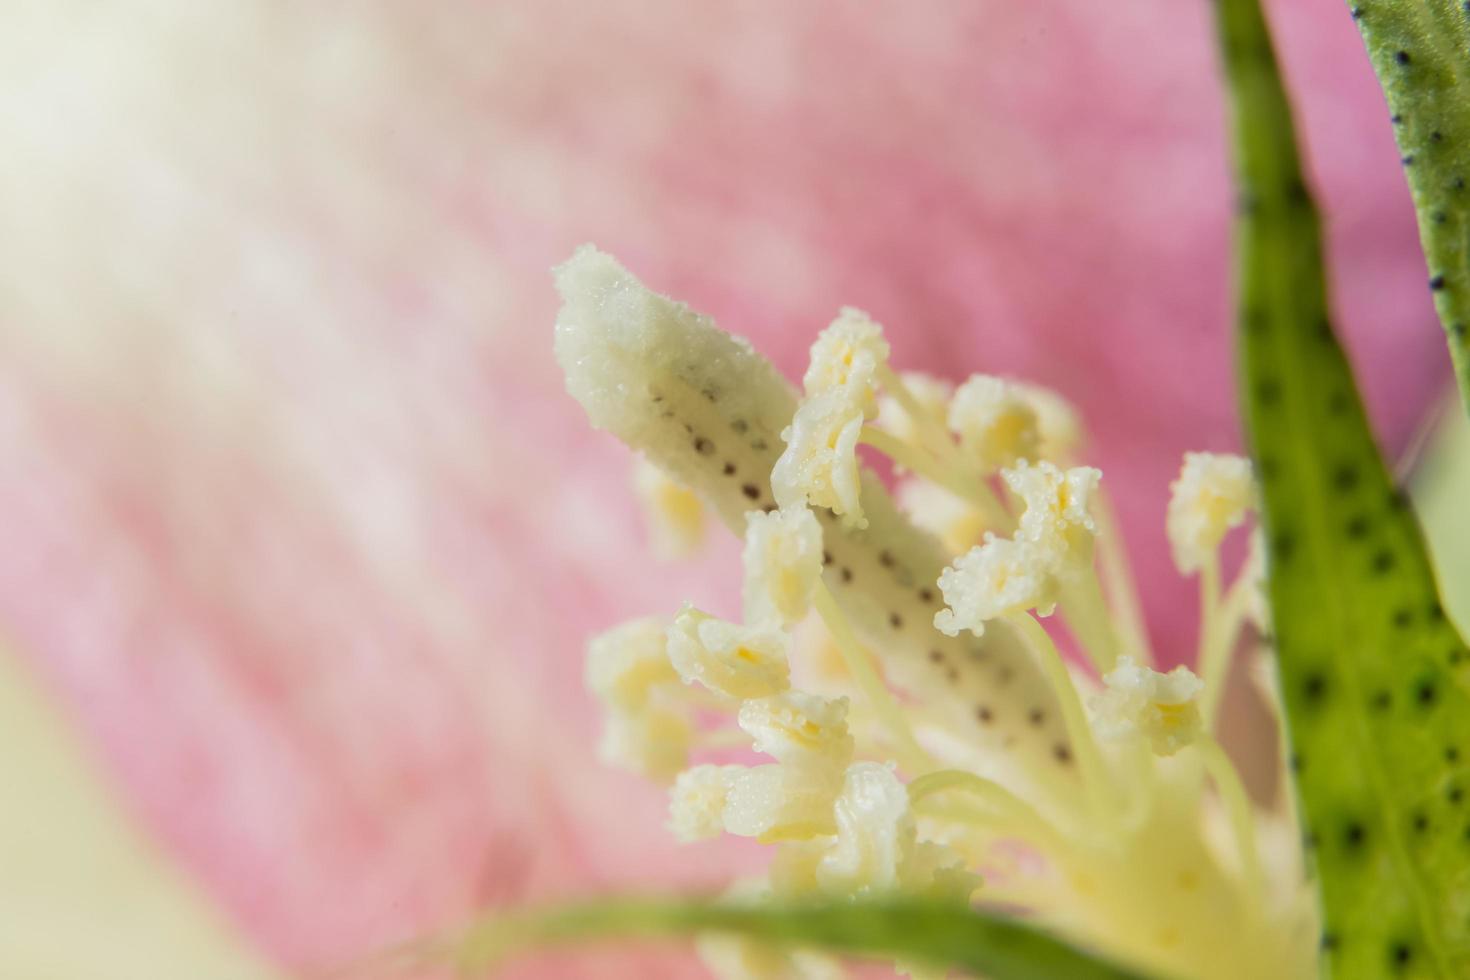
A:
[584,616,677,713]
[597,707,692,782]
[877,371,953,448]
[742,505,824,628]
[1091,656,1205,756]
[631,456,705,559]
[722,763,844,841]
[803,307,890,416]
[1017,382,1083,461]
[1004,459,1101,579]
[770,389,867,528]
[948,374,1041,472]
[666,606,790,701]
[669,764,741,843]
[898,478,988,556]
[816,762,915,897]
[738,690,854,770]
[933,533,1058,638]
[1167,452,1257,574]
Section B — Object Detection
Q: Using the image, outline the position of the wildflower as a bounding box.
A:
[933,533,1058,637]
[666,606,790,701]
[632,456,706,559]
[1091,656,1205,756]
[743,505,824,628]
[948,375,1041,472]
[770,389,867,527]
[1167,452,1256,574]
[804,307,890,414]
[562,250,1315,980]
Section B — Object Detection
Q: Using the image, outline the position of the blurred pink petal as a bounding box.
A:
[0,0,1445,976]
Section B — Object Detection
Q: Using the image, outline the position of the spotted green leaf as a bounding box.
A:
[435,897,1152,979]
[1343,1,1470,409]
[1213,0,1470,975]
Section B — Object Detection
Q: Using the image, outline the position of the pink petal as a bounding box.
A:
[0,0,1443,976]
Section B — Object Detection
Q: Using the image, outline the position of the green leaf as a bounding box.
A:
[1213,0,1470,976]
[434,897,1153,979]
[1343,1,1470,410]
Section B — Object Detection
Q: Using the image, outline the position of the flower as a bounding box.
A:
[1167,453,1257,574]
[0,3,1444,977]
[566,251,1324,980]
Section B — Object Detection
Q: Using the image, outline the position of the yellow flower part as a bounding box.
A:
[631,456,706,559]
[1091,656,1205,756]
[897,477,988,556]
[597,707,693,782]
[584,616,678,713]
[742,504,824,628]
[738,690,854,771]
[668,764,741,843]
[1017,381,1083,461]
[816,762,915,897]
[1166,452,1256,574]
[1005,459,1101,578]
[666,606,790,701]
[876,371,953,448]
[934,533,1058,637]
[722,763,846,841]
[770,389,866,527]
[947,374,1041,472]
[803,306,890,415]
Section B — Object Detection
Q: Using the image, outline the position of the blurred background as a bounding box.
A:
[1,1,1466,977]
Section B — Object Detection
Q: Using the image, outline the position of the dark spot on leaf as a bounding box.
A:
[822,550,832,566]
[731,419,748,434]
[693,436,714,455]
[929,649,945,664]
[1332,463,1360,491]
[1343,820,1366,850]
[1392,608,1412,629]
[976,705,993,724]
[723,462,737,476]
[1256,378,1281,405]
[888,612,903,630]
[1412,811,1430,834]
[1028,708,1045,727]
[1389,941,1413,971]
[1345,515,1369,539]
[741,483,760,501]
[840,567,853,584]
[1371,689,1392,712]
[1053,743,1072,764]
[1302,671,1329,704]
[918,588,934,604]
[1417,678,1440,708]
[1447,746,1461,764]
[1372,549,1396,574]
[1431,275,1447,291]
[878,550,894,568]
[1395,50,1411,65]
